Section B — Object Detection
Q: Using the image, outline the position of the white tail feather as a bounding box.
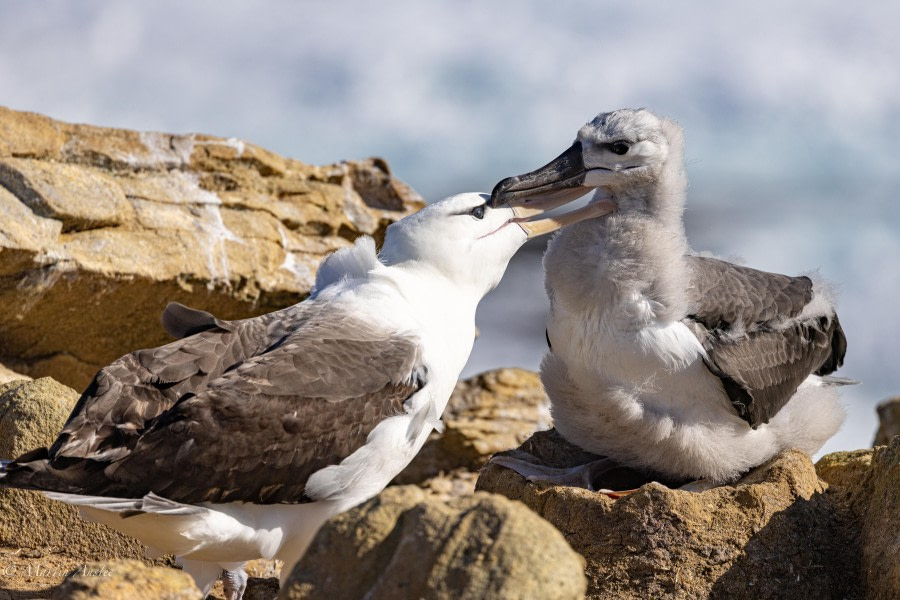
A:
[816,375,860,386]
[43,491,205,516]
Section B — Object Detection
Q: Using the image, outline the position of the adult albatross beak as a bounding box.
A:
[489,141,615,238]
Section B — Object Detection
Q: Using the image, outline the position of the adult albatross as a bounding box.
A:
[0,192,585,599]
[488,109,851,491]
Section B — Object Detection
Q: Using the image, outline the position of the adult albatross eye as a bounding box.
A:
[610,142,630,156]
[470,204,486,220]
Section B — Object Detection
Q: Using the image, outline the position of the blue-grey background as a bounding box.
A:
[2,1,897,455]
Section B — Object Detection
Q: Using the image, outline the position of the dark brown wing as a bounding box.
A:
[47,302,298,461]
[685,256,814,330]
[7,302,425,505]
[684,256,846,427]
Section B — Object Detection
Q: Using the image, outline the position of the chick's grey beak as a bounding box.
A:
[488,141,588,208]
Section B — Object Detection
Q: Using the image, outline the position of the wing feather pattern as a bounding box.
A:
[47,302,297,462]
[683,256,846,427]
[6,301,425,504]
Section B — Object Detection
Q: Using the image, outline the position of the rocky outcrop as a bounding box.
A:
[51,559,198,600]
[395,369,550,495]
[0,362,30,384]
[874,396,900,446]
[477,429,861,600]
[0,106,423,389]
[816,436,900,600]
[280,485,586,600]
[0,378,147,559]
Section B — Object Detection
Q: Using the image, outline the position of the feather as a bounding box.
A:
[5,301,426,504]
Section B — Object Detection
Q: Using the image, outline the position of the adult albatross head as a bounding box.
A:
[489,108,687,226]
[380,192,604,294]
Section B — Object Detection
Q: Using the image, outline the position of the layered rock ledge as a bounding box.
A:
[0,106,422,389]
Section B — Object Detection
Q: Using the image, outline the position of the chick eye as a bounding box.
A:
[470,204,486,220]
[610,142,630,156]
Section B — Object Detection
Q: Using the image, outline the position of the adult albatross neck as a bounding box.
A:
[488,108,851,490]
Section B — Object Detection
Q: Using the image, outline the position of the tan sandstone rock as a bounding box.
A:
[0,105,423,390]
[0,362,30,384]
[874,396,900,446]
[817,436,900,600]
[51,559,199,600]
[0,378,147,559]
[280,485,586,600]
[477,428,858,600]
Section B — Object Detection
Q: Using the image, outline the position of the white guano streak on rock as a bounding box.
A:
[177,174,242,289]
[134,132,246,169]
[132,131,194,169]
[194,202,241,289]
[277,224,315,288]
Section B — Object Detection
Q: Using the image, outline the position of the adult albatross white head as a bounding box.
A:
[0,192,586,598]
[488,108,851,492]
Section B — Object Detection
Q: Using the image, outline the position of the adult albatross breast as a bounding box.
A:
[0,192,587,598]
[488,109,851,490]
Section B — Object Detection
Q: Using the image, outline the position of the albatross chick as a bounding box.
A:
[488,109,852,494]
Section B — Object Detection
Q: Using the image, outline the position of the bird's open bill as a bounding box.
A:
[488,141,612,237]
[511,198,615,238]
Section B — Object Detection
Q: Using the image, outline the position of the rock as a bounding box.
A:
[414,468,480,501]
[0,105,423,390]
[280,485,586,600]
[395,369,551,486]
[0,362,30,385]
[244,558,282,580]
[815,449,873,490]
[817,436,900,600]
[241,578,281,600]
[874,396,900,446]
[0,378,147,559]
[477,429,858,600]
[51,559,198,600]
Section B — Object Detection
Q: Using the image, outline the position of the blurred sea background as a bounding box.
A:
[1,1,897,455]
